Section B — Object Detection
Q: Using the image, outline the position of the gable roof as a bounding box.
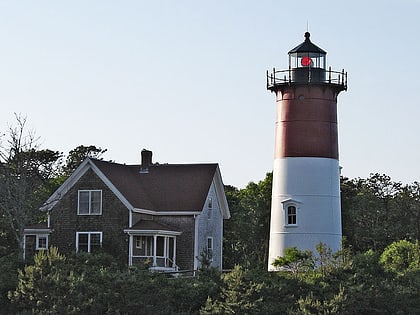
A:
[42,157,230,218]
[91,159,217,212]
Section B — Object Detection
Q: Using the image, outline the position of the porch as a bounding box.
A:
[124,220,182,272]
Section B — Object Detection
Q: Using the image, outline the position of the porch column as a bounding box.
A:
[164,236,168,267]
[128,234,133,266]
[153,235,157,266]
[172,236,177,269]
[23,235,26,260]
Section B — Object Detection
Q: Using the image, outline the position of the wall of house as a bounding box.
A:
[156,215,196,271]
[49,169,129,264]
[24,235,37,259]
[196,181,224,270]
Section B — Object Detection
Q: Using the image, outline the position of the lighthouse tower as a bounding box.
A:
[267,32,347,270]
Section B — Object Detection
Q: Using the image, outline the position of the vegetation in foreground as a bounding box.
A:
[1,116,419,314]
[1,240,419,314]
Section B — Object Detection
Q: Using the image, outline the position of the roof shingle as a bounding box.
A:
[91,159,217,212]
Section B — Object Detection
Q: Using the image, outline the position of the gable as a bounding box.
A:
[41,158,226,215]
[92,160,217,212]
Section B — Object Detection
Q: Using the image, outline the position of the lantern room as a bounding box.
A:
[266,32,347,91]
[289,32,326,83]
[289,32,326,69]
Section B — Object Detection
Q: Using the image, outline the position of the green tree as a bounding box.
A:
[341,173,418,253]
[63,144,107,176]
[380,239,420,275]
[201,265,264,314]
[272,247,315,277]
[223,173,272,269]
[0,115,62,257]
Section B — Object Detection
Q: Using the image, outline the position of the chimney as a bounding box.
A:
[140,149,152,173]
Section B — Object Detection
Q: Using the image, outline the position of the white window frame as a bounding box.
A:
[285,204,298,226]
[76,231,103,253]
[78,190,103,215]
[207,197,213,220]
[36,235,48,250]
[207,237,214,255]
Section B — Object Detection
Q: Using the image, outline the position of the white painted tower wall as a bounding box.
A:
[268,157,342,270]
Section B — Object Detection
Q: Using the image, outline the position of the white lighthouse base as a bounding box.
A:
[268,157,342,271]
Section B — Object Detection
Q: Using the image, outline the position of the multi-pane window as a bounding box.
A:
[134,236,153,256]
[286,205,297,225]
[207,237,214,255]
[207,198,213,220]
[76,232,102,253]
[78,190,102,215]
[36,235,48,250]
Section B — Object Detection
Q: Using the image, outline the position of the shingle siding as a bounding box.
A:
[196,182,224,269]
[50,169,129,263]
[40,158,229,272]
[156,216,195,271]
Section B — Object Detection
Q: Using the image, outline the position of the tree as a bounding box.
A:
[341,173,419,253]
[0,115,62,257]
[62,145,107,176]
[223,173,272,269]
[201,265,264,314]
[272,247,315,277]
[380,240,420,275]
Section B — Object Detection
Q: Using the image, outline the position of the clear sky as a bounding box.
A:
[1,0,419,188]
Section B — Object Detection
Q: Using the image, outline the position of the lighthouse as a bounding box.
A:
[267,32,347,270]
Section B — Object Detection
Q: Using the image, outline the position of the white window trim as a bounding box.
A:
[77,190,103,215]
[284,203,298,227]
[207,197,213,220]
[206,236,214,262]
[76,231,103,253]
[36,235,49,250]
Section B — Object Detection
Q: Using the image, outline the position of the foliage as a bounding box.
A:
[223,173,272,269]
[201,265,265,314]
[272,247,315,277]
[0,115,63,257]
[62,145,107,176]
[341,174,420,253]
[0,253,22,314]
[380,239,420,275]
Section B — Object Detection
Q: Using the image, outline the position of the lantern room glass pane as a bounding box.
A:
[290,53,325,69]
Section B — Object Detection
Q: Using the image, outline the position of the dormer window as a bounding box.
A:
[78,190,102,215]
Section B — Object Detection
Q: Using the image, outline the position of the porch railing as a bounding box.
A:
[132,255,179,271]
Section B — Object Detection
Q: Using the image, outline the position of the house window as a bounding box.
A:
[76,232,102,253]
[207,237,214,255]
[207,198,213,220]
[286,205,297,225]
[134,236,153,256]
[78,190,102,215]
[36,235,48,250]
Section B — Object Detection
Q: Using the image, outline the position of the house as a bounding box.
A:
[23,150,230,272]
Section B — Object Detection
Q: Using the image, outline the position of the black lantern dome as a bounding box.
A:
[267,32,347,91]
[288,32,326,83]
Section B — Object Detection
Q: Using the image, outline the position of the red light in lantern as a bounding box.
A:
[301,56,312,67]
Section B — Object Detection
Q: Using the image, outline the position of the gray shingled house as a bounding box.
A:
[23,150,230,272]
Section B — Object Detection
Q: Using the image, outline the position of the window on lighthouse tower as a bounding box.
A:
[286,205,297,225]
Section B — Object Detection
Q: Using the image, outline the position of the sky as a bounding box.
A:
[1,0,419,188]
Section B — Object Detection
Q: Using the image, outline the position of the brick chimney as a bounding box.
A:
[140,149,152,173]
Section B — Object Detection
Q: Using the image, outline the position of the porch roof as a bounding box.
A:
[124,220,182,236]
[24,222,50,234]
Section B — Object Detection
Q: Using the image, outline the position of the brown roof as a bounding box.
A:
[24,222,49,229]
[91,159,217,212]
[126,220,180,233]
